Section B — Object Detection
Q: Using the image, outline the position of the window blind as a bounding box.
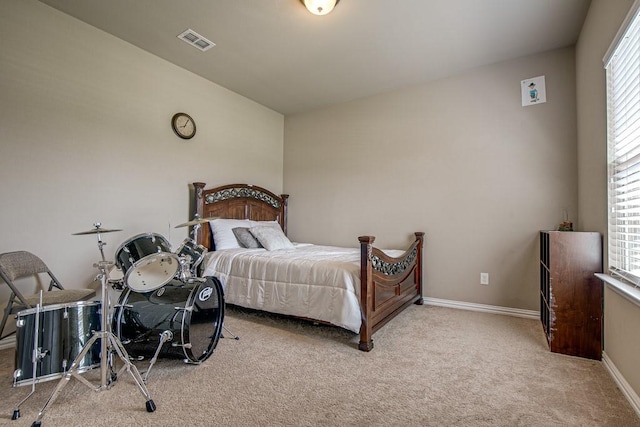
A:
[606,4,640,287]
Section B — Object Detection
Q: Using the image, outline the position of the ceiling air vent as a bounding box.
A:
[177,29,215,52]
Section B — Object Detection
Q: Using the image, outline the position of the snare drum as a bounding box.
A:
[176,238,208,276]
[115,233,179,292]
[13,301,101,387]
[112,277,224,364]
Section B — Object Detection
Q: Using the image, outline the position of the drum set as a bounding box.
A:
[11,217,225,426]
[111,229,224,368]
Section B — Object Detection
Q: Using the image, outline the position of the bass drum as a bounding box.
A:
[112,277,224,363]
[14,301,101,387]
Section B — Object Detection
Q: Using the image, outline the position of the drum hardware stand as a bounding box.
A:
[222,325,240,341]
[141,330,173,383]
[176,215,239,341]
[138,276,212,382]
[11,293,44,420]
[30,225,157,427]
[180,272,237,342]
[178,251,239,342]
[177,255,193,282]
[192,218,239,341]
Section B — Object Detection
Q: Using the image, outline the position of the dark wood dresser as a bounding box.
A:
[539,231,603,360]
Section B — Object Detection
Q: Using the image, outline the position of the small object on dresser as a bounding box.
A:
[558,221,573,231]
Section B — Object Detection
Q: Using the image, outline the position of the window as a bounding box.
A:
[606,2,640,288]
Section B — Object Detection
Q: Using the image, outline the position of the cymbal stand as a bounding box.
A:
[94,222,108,262]
[190,217,201,241]
[31,226,156,427]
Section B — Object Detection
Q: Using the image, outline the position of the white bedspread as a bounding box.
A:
[201,243,402,333]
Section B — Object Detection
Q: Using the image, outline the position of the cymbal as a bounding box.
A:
[175,217,219,228]
[73,227,122,235]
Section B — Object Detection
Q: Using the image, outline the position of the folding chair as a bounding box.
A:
[0,251,96,340]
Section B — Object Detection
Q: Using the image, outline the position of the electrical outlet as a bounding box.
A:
[480,272,489,285]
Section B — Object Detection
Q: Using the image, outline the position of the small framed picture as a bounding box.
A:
[521,76,546,107]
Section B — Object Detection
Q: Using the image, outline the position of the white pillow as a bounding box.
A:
[248,225,294,251]
[209,219,254,250]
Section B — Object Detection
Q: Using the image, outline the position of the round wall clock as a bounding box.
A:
[171,113,196,139]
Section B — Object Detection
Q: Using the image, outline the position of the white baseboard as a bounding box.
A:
[0,335,15,351]
[423,297,539,319]
[602,351,640,419]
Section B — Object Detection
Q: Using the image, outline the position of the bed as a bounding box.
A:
[192,182,424,351]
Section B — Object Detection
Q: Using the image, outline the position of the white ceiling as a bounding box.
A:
[38,0,591,115]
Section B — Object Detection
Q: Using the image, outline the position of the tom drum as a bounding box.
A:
[176,238,208,276]
[115,233,179,292]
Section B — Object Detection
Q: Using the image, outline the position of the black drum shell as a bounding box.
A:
[114,233,172,274]
[14,301,101,387]
[176,238,208,275]
[112,277,224,363]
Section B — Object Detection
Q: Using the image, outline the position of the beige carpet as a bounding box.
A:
[0,305,638,427]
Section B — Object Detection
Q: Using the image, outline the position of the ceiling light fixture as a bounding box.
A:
[301,0,340,16]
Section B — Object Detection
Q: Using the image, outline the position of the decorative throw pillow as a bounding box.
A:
[248,225,294,251]
[249,220,281,230]
[232,227,262,249]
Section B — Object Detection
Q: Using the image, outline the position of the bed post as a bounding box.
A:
[415,232,425,305]
[280,194,289,236]
[193,182,206,246]
[358,235,375,352]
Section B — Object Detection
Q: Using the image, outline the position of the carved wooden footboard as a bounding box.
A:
[191,182,424,351]
[358,233,424,351]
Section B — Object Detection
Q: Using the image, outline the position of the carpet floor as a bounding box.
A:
[0,305,638,426]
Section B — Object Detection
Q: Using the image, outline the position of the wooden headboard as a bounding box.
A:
[192,182,289,250]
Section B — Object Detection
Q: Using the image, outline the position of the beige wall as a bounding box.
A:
[576,0,640,401]
[0,0,283,308]
[284,48,578,312]
[1,0,636,406]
